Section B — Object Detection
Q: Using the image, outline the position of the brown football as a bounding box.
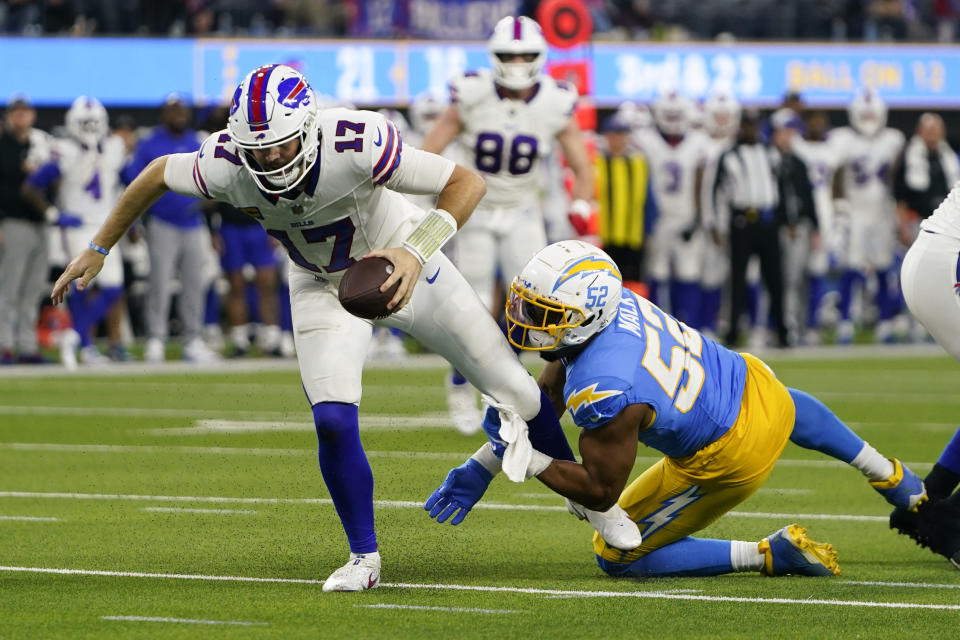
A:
[337,256,400,319]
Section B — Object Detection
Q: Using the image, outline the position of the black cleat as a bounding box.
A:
[891,499,960,569]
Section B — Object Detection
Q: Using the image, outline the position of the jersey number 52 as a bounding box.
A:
[635,296,705,413]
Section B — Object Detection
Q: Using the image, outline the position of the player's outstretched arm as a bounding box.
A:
[535,403,648,511]
[419,105,462,155]
[51,156,170,304]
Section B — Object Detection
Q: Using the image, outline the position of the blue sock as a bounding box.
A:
[670,280,701,327]
[87,286,122,324]
[451,369,467,385]
[526,389,575,462]
[875,269,898,322]
[67,286,92,347]
[483,389,575,462]
[806,275,823,328]
[700,287,722,333]
[788,388,864,463]
[838,270,862,321]
[648,279,666,309]
[312,402,377,554]
[278,284,292,331]
[204,286,220,326]
[597,537,733,577]
[938,427,960,475]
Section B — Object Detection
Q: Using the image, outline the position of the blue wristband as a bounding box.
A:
[88,242,109,256]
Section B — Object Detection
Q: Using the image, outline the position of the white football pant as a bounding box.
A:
[453,203,547,312]
[289,251,541,419]
[901,230,960,360]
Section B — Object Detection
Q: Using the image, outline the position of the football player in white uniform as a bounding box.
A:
[829,89,905,343]
[895,180,960,567]
[51,64,639,592]
[634,90,709,328]
[791,110,839,345]
[421,16,593,435]
[698,89,740,338]
[22,96,126,368]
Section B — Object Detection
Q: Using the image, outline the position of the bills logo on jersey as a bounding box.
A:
[278,77,310,109]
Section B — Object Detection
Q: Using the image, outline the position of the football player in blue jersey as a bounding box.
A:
[426,240,927,577]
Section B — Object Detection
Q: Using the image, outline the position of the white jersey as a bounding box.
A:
[449,69,577,209]
[792,136,840,230]
[829,126,904,216]
[49,135,126,225]
[166,108,453,282]
[634,128,710,231]
[922,180,960,239]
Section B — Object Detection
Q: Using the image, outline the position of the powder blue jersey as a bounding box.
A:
[563,290,747,458]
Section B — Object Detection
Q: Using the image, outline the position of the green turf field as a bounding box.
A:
[1,353,959,639]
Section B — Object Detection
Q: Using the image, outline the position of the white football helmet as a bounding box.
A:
[615,100,652,131]
[488,16,548,91]
[506,241,623,352]
[227,64,319,194]
[848,88,887,137]
[652,90,693,136]
[409,93,446,135]
[703,88,741,140]
[65,96,109,148]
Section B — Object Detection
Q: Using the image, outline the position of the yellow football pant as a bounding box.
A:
[594,354,796,564]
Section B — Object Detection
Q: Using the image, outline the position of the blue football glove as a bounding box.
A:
[55,212,84,228]
[424,458,493,525]
[481,406,507,459]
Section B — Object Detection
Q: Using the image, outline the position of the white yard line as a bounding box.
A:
[0,515,59,522]
[102,615,267,626]
[355,604,523,614]
[142,507,256,515]
[0,490,893,522]
[0,442,934,472]
[839,580,960,589]
[1,566,957,610]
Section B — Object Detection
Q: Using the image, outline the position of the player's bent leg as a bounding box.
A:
[597,537,737,577]
[788,388,926,510]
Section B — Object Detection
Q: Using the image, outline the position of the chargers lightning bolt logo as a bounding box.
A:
[565,383,622,414]
[639,485,705,538]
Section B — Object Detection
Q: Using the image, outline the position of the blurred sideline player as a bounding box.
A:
[698,89,740,339]
[52,63,638,592]
[22,96,126,368]
[634,90,708,328]
[895,180,960,568]
[829,89,905,344]
[593,112,657,291]
[421,15,594,435]
[213,201,282,356]
[428,240,928,578]
[792,109,838,345]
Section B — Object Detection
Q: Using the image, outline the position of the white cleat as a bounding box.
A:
[183,337,222,363]
[446,376,481,436]
[322,552,381,593]
[58,329,80,371]
[144,338,165,363]
[79,344,110,367]
[567,499,642,551]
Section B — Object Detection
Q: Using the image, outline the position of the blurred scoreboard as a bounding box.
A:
[3,37,958,108]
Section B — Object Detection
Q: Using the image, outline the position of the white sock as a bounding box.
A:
[850,443,895,482]
[730,540,765,572]
[230,325,250,349]
[257,324,281,351]
[350,551,380,561]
